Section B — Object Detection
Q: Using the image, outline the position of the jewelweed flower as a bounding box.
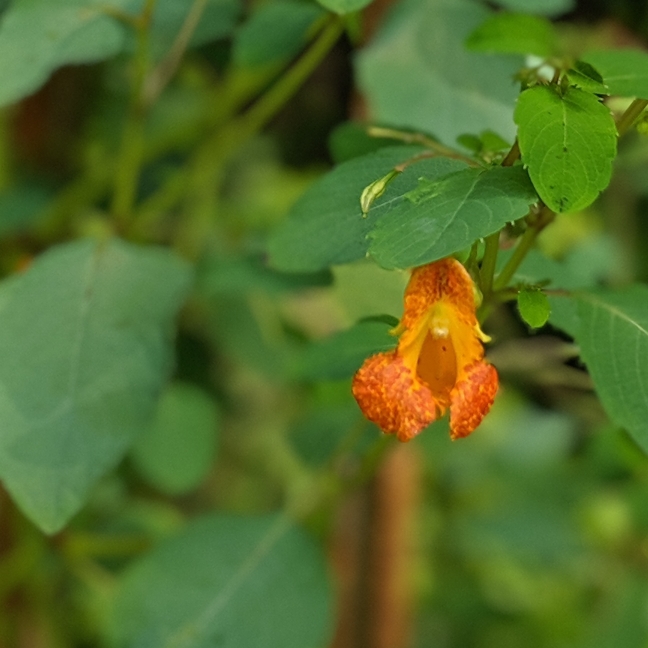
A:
[352,258,498,442]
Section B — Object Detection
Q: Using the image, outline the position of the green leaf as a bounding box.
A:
[268,146,466,272]
[0,0,131,107]
[111,514,332,648]
[583,49,648,98]
[368,165,537,270]
[517,287,551,328]
[356,0,520,146]
[465,13,556,57]
[0,239,192,533]
[575,286,648,454]
[316,0,372,15]
[515,85,617,213]
[567,60,609,94]
[293,320,396,381]
[130,383,219,496]
[233,0,325,67]
[490,0,574,16]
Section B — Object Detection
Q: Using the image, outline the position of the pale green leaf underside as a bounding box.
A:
[268,146,466,272]
[576,286,648,454]
[465,13,556,57]
[356,0,519,147]
[111,514,332,648]
[515,85,617,213]
[0,239,192,533]
[583,49,648,98]
[369,165,537,269]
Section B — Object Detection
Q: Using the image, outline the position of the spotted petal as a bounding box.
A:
[449,361,499,440]
[352,351,438,442]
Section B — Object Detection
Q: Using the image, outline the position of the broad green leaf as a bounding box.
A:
[517,287,550,328]
[232,0,325,67]
[130,383,219,496]
[316,0,372,15]
[356,0,520,146]
[292,320,396,381]
[490,0,574,16]
[0,239,192,533]
[466,13,556,57]
[0,0,131,107]
[111,514,332,648]
[583,49,648,98]
[369,165,537,270]
[575,286,648,454]
[268,146,466,272]
[515,85,617,213]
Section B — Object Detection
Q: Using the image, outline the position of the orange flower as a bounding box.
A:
[352,258,498,442]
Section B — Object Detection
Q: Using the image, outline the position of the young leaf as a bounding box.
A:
[111,514,332,648]
[268,146,466,272]
[517,286,551,328]
[130,383,219,496]
[368,165,537,270]
[0,239,192,533]
[356,0,520,146]
[567,61,609,95]
[466,13,557,57]
[515,85,617,213]
[232,0,325,67]
[583,49,648,98]
[575,286,648,454]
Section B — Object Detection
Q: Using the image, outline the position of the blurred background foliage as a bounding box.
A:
[3,0,648,646]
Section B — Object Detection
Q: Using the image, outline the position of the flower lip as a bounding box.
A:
[352,257,498,442]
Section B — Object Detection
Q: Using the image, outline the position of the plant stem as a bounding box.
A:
[616,98,648,136]
[110,0,157,227]
[145,16,345,257]
[493,205,555,291]
[479,138,520,294]
[143,0,209,107]
[367,126,481,167]
[479,233,500,294]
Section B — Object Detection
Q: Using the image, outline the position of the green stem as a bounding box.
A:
[478,138,520,295]
[479,233,500,294]
[616,98,648,137]
[110,0,157,226]
[140,16,344,256]
[493,206,555,291]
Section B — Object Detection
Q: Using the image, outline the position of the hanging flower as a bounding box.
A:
[352,258,498,442]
